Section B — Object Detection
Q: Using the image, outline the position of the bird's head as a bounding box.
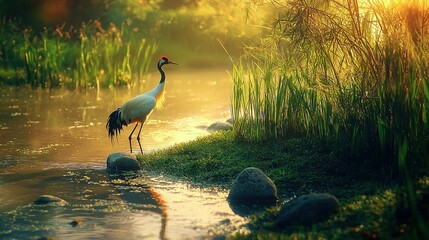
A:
[158,56,179,67]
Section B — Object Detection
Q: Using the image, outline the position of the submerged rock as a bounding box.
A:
[228,167,278,203]
[207,122,233,132]
[34,195,67,206]
[107,152,141,173]
[276,193,340,227]
[69,219,84,227]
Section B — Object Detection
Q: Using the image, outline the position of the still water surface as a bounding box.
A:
[0,69,248,239]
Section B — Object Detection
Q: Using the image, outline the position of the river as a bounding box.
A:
[0,68,249,239]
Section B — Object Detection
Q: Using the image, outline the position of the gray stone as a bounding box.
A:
[276,193,340,227]
[107,152,141,173]
[34,195,67,206]
[228,167,278,202]
[207,122,233,132]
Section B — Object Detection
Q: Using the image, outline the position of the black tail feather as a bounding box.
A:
[106,108,127,140]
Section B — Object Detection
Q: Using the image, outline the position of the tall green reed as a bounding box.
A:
[232,56,337,141]
[21,34,66,88]
[66,22,157,89]
[233,0,429,172]
[232,0,429,237]
[0,19,157,89]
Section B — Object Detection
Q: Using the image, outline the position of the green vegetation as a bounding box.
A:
[233,0,429,177]
[139,131,385,198]
[139,131,428,239]
[0,19,156,89]
[231,1,429,238]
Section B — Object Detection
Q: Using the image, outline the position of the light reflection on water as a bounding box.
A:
[0,69,251,239]
[0,168,248,239]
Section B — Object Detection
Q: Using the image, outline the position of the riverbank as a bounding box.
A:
[137,131,422,239]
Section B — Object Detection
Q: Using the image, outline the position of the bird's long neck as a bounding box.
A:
[158,63,166,83]
[144,63,166,109]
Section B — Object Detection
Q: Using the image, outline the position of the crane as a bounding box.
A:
[106,56,178,153]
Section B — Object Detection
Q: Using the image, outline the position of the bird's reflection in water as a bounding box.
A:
[108,172,168,239]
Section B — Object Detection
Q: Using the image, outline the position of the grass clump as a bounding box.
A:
[139,131,387,199]
[138,131,429,239]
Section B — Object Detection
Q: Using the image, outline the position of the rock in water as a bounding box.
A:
[276,193,340,227]
[228,167,278,202]
[107,152,141,173]
[34,195,67,206]
[70,219,84,227]
[207,122,233,132]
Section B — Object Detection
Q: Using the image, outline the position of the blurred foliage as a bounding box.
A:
[0,0,269,53]
[0,18,157,89]
[0,0,113,29]
[0,0,273,88]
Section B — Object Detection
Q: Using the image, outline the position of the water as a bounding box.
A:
[0,68,249,239]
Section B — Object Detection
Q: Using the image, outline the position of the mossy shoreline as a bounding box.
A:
[137,131,419,239]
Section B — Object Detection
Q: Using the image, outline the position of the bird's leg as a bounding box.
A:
[128,124,139,153]
[136,124,144,154]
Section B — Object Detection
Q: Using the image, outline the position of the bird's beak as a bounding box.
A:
[169,60,179,65]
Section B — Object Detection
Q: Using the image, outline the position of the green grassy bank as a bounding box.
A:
[138,130,428,239]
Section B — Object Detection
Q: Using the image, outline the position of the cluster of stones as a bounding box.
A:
[228,167,340,227]
[35,153,339,230]
[103,153,340,227]
[104,155,340,227]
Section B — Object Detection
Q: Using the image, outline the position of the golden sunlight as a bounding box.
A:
[1,0,428,239]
